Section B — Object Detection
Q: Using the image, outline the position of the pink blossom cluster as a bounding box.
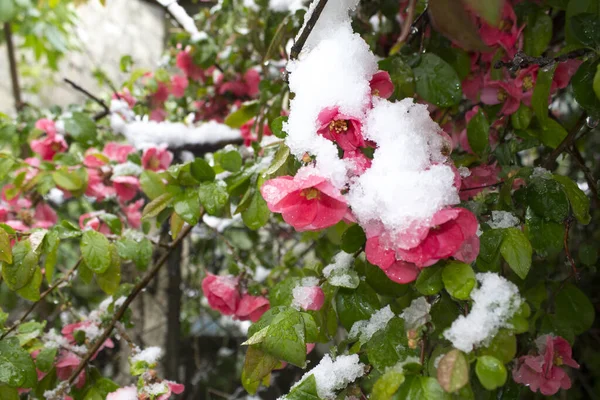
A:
[201,273,270,322]
[513,335,579,395]
[107,381,184,400]
[261,71,479,284]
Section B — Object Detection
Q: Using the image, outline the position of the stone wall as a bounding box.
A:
[0,0,166,114]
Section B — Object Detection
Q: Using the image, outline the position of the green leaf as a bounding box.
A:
[466,109,489,156]
[81,230,111,274]
[537,118,568,149]
[475,356,507,390]
[378,56,416,100]
[499,228,532,280]
[0,228,11,264]
[412,54,462,107]
[0,385,19,400]
[428,0,489,51]
[372,370,405,400]
[436,349,469,393]
[0,337,37,388]
[335,282,380,330]
[572,59,600,118]
[224,102,260,128]
[257,308,308,367]
[532,65,556,126]
[523,11,553,57]
[571,13,600,48]
[1,240,40,290]
[555,284,594,335]
[140,170,166,200]
[442,261,476,300]
[269,116,288,139]
[16,268,42,301]
[479,330,516,364]
[79,262,94,284]
[415,264,443,295]
[367,317,418,372]
[511,104,533,130]
[190,158,215,182]
[64,112,98,146]
[0,0,17,23]
[35,347,57,373]
[525,213,563,257]
[43,230,60,282]
[116,237,152,270]
[221,150,243,172]
[52,168,84,191]
[167,162,198,186]
[96,246,121,295]
[265,144,290,175]
[553,174,591,224]
[286,374,320,400]
[526,178,569,222]
[242,190,270,230]
[16,321,45,346]
[198,182,229,216]
[99,214,122,235]
[463,0,502,25]
[395,376,451,400]
[594,63,600,101]
[142,192,175,220]
[0,158,15,180]
[241,346,279,394]
[341,225,366,253]
[174,190,201,225]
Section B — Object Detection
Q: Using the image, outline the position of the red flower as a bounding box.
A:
[123,199,145,229]
[142,145,173,171]
[107,386,137,400]
[201,273,241,315]
[157,381,185,400]
[480,79,522,115]
[56,350,86,388]
[104,142,135,164]
[171,75,189,98]
[260,167,348,231]
[235,294,270,322]
[176,50,205,81]
[293,286,325,311]
[317,107,364,151]
[240,119,272,147]
[86,169,116,201]
[112,176,140,202]
[343,150,372,175]
[112,88,136,108]
[369,70,394,99]
[478,2,523,52]
[513,335,579,396]
[30,119,68,161]
[459,163,501,200]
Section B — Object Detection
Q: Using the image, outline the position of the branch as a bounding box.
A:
[494,49,591,71]
[66,224,195,386]
[390,0,417,51]
[543,113,588,169]
[563,216,579,280]
[290,0,329,60]
[1,259,81,340]
[568,145,599,208]
[63,78,110,121]
[4,23,24,112]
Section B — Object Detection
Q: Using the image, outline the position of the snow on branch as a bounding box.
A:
[155,0,207,42]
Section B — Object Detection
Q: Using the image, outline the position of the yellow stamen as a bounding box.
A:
[554,355,563,366]
[497,89,507,102]
[522,76,534,91]
[329,119,349,134]
[301,187,320,200]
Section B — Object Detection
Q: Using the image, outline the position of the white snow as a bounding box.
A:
[282,354,365,399]
[531,167,551,179]
[291,277,321,309]
[323,252,357,287]
[488,211,520,229]
[112,161,143,177]
[443,273,522,353]
[269,0,306,12]
[400,297,431,330]
[143,382,168,396]
[132,346,163,365]
[348,305,394,345]
[156,0,207,42]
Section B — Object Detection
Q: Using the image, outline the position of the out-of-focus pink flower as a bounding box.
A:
[112,88,136,108]
[240,120,272,147]
[104,142,135,164]
[33,203,58,229]
[513,335,579,396]
[317,107,364,151]
[31,119,68,161]
[171,75,189,98]
[243,69,260,97]
[142,146,173,171]
[86,169,116,201]
[202,273,241,315]
[157,381,185,400]
[176,50,205,81]
[79,212,111,234]
[107,386,137,400]
[460,163,501,200]
[370,70,394,99]
[55,350,86,388]
[235,294,270,322]
[61,321,114,357]
[260,167,348,231]
[112,176,140,202]
[123,199,144,229]
[480,80,522,115]
[479,2,523,52]
[293,286,325,311]
[151,82,170,107]
[5,220,29,232]
[462,72,484,103]
[343,150,372,175]
[218,69,261,98]
[150,108,168,122]
[553,59,582,90]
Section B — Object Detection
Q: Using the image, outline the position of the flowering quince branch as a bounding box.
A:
[0,258,82,340]
[543,113,588,169]
[494,49,592,72]
[66,223,195,387]
[289,0,329,60]
[390,0,417,52]
[63,78,111,121]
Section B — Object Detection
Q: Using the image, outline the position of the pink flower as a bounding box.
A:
[513,335,579,396]
[293,286,325,311]
[56,350,86,388]
[370,71,394,99]
[150,108,168,122]
[480,79,522,115]
[343,150,372,175]
[30,119,68,161]
[202,273,241,315]
[157,381,185,400]
[33,203,58,229]
[151,82,170,106]
[112,88,136,108]
[260,167,348,231]
[142,146,173,171]
[112,176,140,202]
[171,75,189,98]
[107,386,137,400]
[479,2,523,52]
[235,294,270,322]
[317,107,364,151]
[104,142,135,164]
[79,212,111,234]
[240,120,272,147]
[243,69,260,97]
[218,69,260,98]
[86,169,115,201]
[176,50,205,81]
[365,236,421,284]
[61,321,114,357]
[123,199,144,229]
[553,59,582,90]
[459,163,501,200]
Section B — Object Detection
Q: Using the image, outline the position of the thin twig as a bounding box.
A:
[290,0,329,60]
[391,0,417,51]
[568,145,599,209]
[494,49,591,71]
[66,224,195,387]
[543,113,588,169]
[1,259,82,340]
[63,78,111,121]
[563,216,579,280]
[4,23,24,112]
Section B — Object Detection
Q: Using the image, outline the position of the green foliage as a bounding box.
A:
[0,337,37,388]
[412,54,462,107]
[475,356,507,390]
